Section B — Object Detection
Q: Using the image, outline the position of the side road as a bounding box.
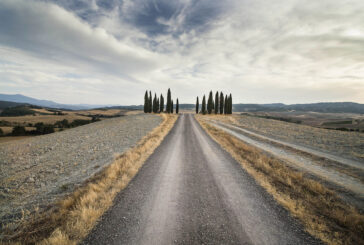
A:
[83,114,320,245]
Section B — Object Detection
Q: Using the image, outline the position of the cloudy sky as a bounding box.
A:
[0,0,363,105]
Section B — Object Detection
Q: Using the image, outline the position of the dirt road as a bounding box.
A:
[83,114,319,245]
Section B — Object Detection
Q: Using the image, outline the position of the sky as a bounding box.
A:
[0,0,363,105]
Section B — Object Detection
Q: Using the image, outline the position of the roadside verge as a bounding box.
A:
[196,115,364,245]
[3,114,178,245]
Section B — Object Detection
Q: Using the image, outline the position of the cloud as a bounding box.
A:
[0,0,363,104]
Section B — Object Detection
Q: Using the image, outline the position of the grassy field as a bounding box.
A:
[197,115,364,245]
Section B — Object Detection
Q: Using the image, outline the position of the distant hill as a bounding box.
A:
[233,102,364,114]
[0,94,105,110]
[0,100,27,110]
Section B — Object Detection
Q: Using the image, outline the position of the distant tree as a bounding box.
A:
[224,95,228,114]
[149,91,152,113]
[215,91,219,114]
[153,93,157,113]
[219,92,224,115]
[207,91,213,114]
[196,96,199,114]
[202,95,206,115]
[166,88,171,113]
[157,97,160,113]
[171,100,174,113]
[144,90,148,113]
[160,94,164,113]
[229,94,233,114]
[176,98,179,114]
[12,126,26,136]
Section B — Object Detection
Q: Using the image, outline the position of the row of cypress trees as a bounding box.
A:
[144,88,179,114]
[196,91,232,115]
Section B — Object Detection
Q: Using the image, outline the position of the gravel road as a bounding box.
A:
[0,114,162,229]
[83,114,319,245]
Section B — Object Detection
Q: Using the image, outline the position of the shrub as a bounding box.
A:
[12,126,26,136]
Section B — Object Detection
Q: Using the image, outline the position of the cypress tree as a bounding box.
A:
[196,96,199,114]
[160,94,164,113]
[207,91,213,114]
[219,92,224,115]
[144,90,148,113]
[171,100,174,113]
[157,97,160,113]
[224,95,228,114]
[202,95,206,115]
[166,88,171,113]
[229,94,232,114]
[176,99,179,114]
[214,91,219,114]
[149,91,152,113]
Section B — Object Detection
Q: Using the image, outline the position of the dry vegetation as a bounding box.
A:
[1,114,177,245]
[197,116,364,245]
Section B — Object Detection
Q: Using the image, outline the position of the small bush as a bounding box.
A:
[12,126,26,136]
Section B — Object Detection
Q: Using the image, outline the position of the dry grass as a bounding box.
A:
[1,114,177,245]
[196,116,364,245]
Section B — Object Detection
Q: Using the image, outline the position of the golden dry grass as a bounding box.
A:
[196,116,364,245]
[2,114,177,245]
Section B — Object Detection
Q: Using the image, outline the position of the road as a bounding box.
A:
[82,114,320,245]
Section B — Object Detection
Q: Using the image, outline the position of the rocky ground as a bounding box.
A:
[0,114,162,230]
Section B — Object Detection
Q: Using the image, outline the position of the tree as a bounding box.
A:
[202,95,206,115]
[207,91,213,114]
[171,100,174,113]
[153,93,158,113]
[144,90,148,113]
[229,94,233,114]
[196,96,199,114]
[149,91,152,113]
[224,95,228,114]
[176,98,179,114]
[157,97,160,113]
[215,91,219,114]
[219,92,224,115]
[160,94,164,113]
[166,88,171,113]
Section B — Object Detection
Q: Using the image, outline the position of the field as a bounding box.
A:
[242,111,364,132]
[0,106,141,142]
[0,113,164,241]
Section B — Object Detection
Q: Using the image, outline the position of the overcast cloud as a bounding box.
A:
[0,0,363,104]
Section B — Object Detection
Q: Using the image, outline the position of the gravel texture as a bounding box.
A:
[0,114,162,229]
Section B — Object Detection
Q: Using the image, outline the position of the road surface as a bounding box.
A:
[83,114,320,245]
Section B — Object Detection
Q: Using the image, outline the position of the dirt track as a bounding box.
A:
[83,114,319,245]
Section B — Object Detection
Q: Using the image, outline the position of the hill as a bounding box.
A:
[0,94,102,110]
